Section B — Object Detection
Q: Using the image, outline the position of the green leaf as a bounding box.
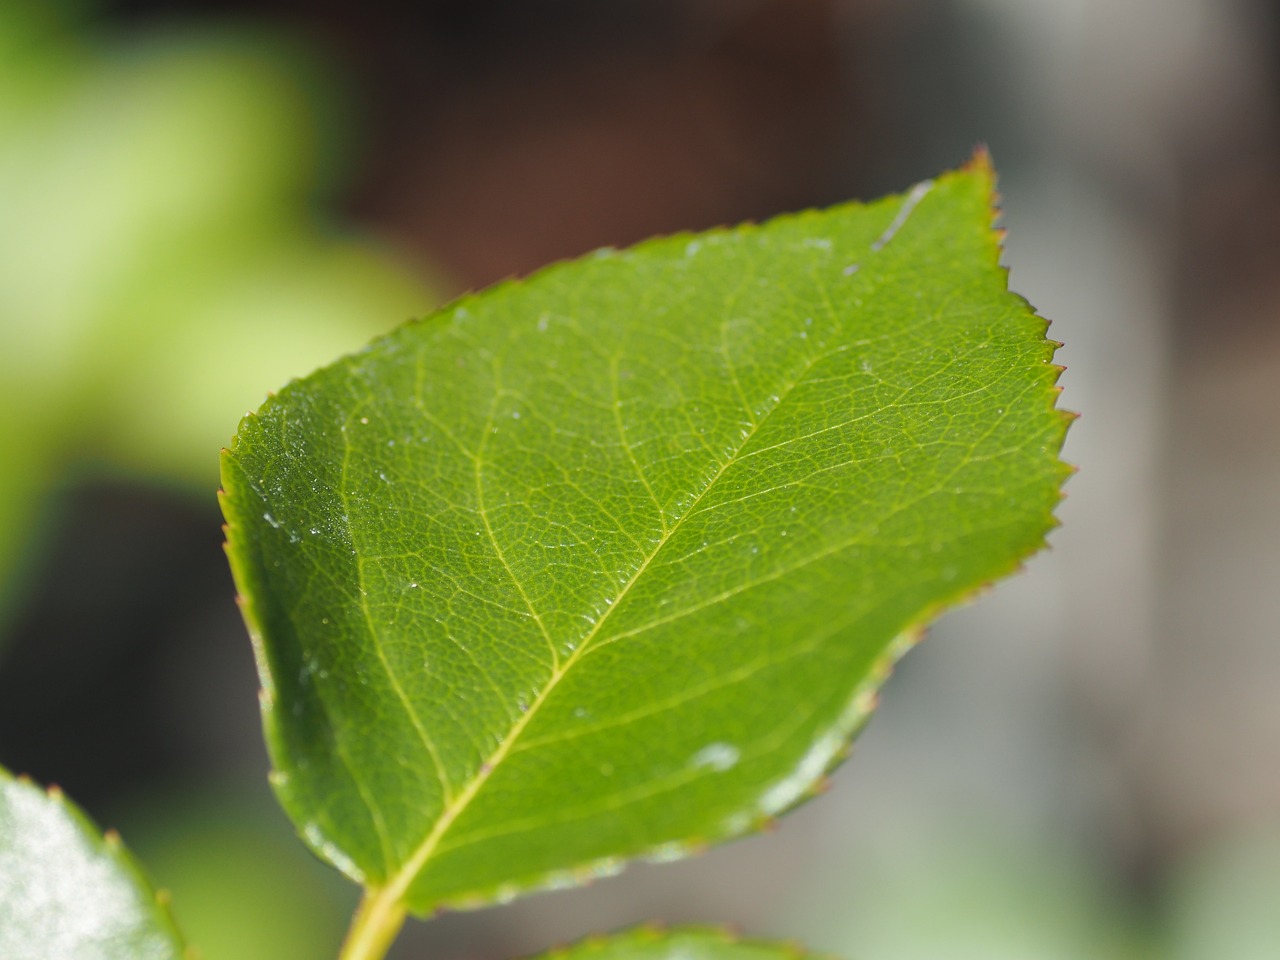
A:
[221,154,1071,917]
[0,766,188,960]
[532,926,827,960]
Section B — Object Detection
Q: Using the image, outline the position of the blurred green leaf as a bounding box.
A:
[94,230,426,484]
[0,6,435,632]
[125,787,352,960]
[222,156,1070,920]
[0,766,188,960]
[1165,819,1280,960]
[790,813,1143,960]
[533,927,824,960]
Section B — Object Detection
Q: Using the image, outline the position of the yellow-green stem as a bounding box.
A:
[338,887,407,960]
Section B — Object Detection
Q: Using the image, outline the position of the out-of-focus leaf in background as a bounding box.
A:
[0,0,435,627]
[125,785,353,960]
[1163,821,1280,960]
[525,926,827,960]
[789,810,1141,960]
[0,4,434,955]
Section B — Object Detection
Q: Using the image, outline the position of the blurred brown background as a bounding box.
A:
[0,1,1277,957]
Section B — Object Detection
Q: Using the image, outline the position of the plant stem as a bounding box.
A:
[338,888,407,960]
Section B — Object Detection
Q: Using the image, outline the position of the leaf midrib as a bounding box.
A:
[372,337,836,909]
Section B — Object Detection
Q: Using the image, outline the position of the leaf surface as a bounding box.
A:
[221,155,1070,914]
[0,766,188,960]
[532,926,827,960]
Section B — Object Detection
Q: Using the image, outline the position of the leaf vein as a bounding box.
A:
[340,405,455,807]
[371,332,842,909]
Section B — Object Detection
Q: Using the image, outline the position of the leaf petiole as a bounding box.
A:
[338,888,407,960]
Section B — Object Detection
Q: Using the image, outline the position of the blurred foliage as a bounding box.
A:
[787,808,1280,960]
[0,6,433,949]
[124,785,353,960]
[1163,818,1280,960]
[1,4,1274,959]
[0,1,436,626]
[790,812,1144,960]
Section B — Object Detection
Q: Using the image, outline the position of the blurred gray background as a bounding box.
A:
[0,1,1276,958]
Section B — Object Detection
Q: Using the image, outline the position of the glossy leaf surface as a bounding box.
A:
[221,156,1070,914]
[0,766,188,960]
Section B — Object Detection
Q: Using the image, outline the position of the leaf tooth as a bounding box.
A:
[808,775,835,797]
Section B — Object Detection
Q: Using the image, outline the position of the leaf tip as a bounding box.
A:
[963,143,995,176]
